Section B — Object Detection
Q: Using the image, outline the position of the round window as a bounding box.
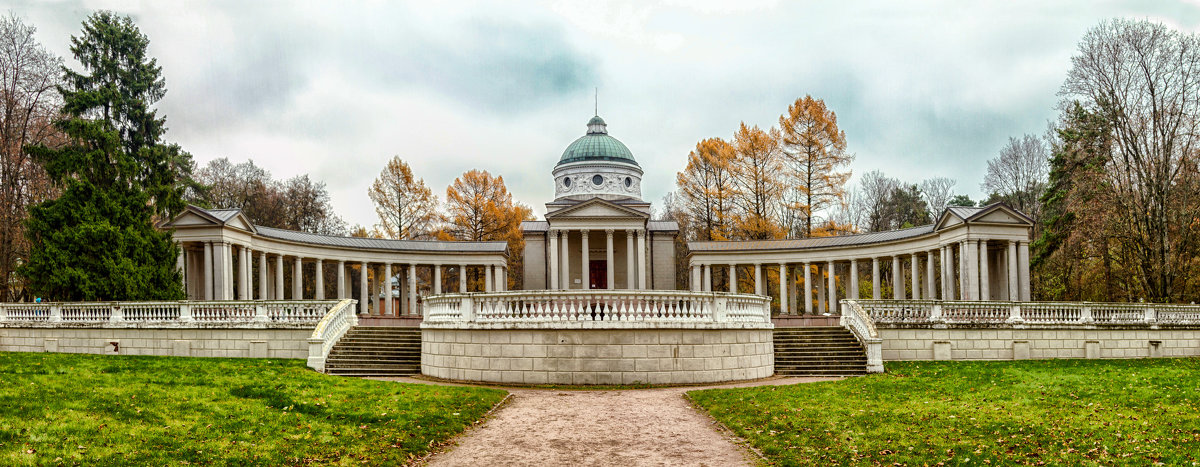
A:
[624,177,632,188]
[563,177,571,187]
[592,174,604,186]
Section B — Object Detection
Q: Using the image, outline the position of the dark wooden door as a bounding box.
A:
[589,260,607,289]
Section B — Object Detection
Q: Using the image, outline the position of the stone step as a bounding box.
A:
[336,339,421,345]
[325,362,420,369]
[326,369,421,377]
[327,354,420,361]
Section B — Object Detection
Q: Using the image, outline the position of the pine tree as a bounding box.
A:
[21,11,185,301]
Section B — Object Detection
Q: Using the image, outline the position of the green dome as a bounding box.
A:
[557,115,639,167]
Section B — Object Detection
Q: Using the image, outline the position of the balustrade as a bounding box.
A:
[854,299,1200,327]
[423,290,771,325]
[0,300,343,326]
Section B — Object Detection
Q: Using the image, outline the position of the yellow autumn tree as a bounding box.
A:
[440,170,535,289]
[675,138,737,241]
[778,95,854,238]
[730,122,786,240]
[367,156,438,240]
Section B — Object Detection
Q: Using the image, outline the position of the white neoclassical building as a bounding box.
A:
[521,115,679,291]
[162,206,510,316]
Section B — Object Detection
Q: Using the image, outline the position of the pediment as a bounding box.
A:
[966,203,1033,226]
[165,211,220,227]
[545,199,649,220]
[160,205,258,233]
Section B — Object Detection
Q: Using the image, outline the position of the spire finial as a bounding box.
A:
[594,87,598,116]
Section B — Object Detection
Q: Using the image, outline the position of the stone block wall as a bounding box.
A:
[422,328,773,385]
[0,327,311,359]
[879,328,1200,361]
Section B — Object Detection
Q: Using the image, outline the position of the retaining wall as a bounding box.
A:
[0,327,312,359]
[879,327,1200,361]
[421,327,774,385]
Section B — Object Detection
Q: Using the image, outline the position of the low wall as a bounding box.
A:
[880,327,1200,361]
[0,327,312,359]
[421,327,774,385]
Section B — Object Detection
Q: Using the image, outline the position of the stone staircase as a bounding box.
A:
[324,327,421,377]
[774,326,869,376]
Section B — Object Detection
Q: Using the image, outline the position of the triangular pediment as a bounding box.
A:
[160,205,258,233]
[966,203,1033,226]
[545,198,649,220]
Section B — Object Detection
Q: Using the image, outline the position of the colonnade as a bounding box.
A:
[179,240,507,316]
[546,228,647,290]
[689,239,1032,315]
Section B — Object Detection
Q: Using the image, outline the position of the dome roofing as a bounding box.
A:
[557,115,639,167]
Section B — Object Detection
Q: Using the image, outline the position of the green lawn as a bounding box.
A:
[689,359,1200,466]
[0,352,506,465]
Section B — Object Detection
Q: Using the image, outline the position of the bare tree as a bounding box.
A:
[0,14,62,302]
[982,134,1049,218]
[854,170,899,232]
[1061,18,1200,302]
[920,177,955,216]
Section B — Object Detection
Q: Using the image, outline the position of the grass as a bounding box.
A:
[689,359,1200,466]
[0,352,506,465]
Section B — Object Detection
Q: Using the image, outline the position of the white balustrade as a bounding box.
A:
[423,290,771,325]
[306,299,359,372]
[854,299,1200,327]
[0,300,343,327]
[839,300,883,373]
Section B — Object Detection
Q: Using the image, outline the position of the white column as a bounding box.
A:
[605,230,615,289]
[258,251,267,300]
[336,261,346,299]
[359,262,368,314]
[408,264,418,314]
[628,228,638,289]
[959,242,970,300]
[548,230,559,290]
[459,264,468,293]
[947,245,958,300]
[203,241,214,300]
[636,230,647,289]
[1008,241,1019,301]
[485,264,494,292]
[177,247,186,290]
[817,264,826,314]
[892,256,904,300]
[237,246,248,300]
[292,257,303,300]
[871,257,881,300]
[926,250,937,299]
[580,229,590,289]
[940,246,950,300]
[964,240,978,301]
[275,255,284,300]
[384,263,393,316]
[560,230,571,289]
[754,263,763,295]
[1018,241,1031,301]
[433,265,442,294]
[979,240,990,300]
[826,260,836,314]
[779,264,789,315]
[500,266,507,291]
[314,259,325,300]
[703,264,712,291]
[691,265,701,292]
[849,259,859,300]
[803,262,812,314]
[910,253,920,300]
[729,264,737,293]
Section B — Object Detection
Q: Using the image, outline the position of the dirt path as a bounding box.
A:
[394,377,836,467]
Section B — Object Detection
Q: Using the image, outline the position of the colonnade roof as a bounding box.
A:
[163,205,508,254]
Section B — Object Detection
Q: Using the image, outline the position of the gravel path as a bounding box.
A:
[386,376,836,467]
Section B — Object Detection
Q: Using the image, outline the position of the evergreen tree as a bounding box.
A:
[21,11,184,301]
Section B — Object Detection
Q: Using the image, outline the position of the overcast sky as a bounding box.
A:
[11,1,1200,228]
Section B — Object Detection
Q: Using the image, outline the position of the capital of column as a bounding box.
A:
[605,229,614,236]
[636,229,646,238]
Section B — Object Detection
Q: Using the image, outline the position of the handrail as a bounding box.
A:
[839,300,883,373]
[306,299,358,372]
